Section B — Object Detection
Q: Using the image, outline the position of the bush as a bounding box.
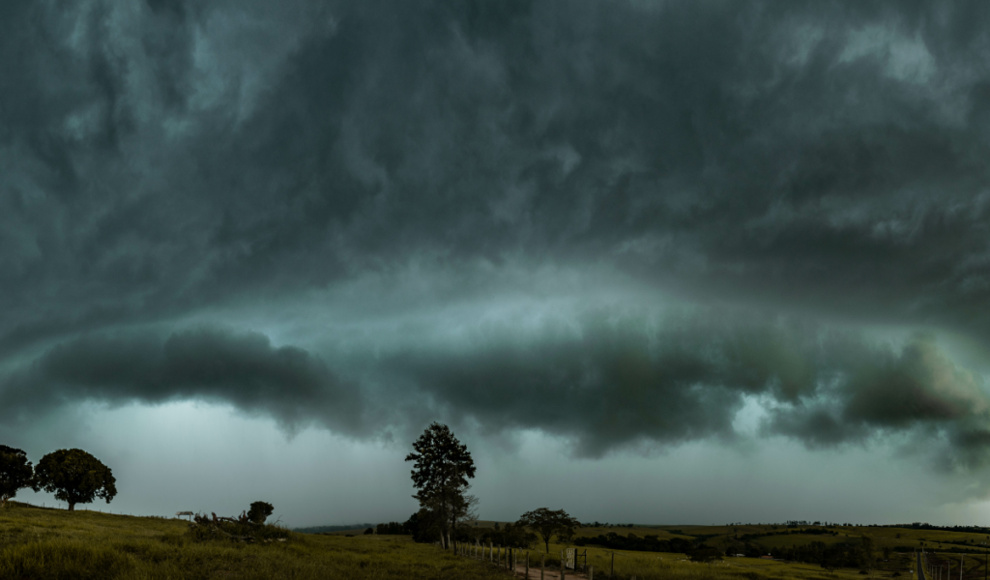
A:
[248,501,274,524]
[690,547,724,563]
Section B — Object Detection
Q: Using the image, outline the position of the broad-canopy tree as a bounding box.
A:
[405,422,476,550]
[0,445,34,508]
[32,448,117,512]
[517,507,581,553]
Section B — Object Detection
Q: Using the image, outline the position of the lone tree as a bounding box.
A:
[405,422,476,550]
[517,508,580,553]
[32,449,117,512]
[247,501,274,524]
[0,445,34,508]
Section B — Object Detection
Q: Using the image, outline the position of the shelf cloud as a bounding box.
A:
[3,0,990,517]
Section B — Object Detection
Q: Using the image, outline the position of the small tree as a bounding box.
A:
[0,445,34,508]
[517,508,580,553]
[248,501,274,524]
[32,449,117,511]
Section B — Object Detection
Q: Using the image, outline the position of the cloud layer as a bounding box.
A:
[2,0,990,474]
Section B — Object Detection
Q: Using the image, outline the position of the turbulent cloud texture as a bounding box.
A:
[2,0,990,470]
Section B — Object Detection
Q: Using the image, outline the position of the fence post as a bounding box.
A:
[561,551,565,580]
[541,554,545,580]
[526,551,529,578]
[490,542,493,563]
[590,566,594,580]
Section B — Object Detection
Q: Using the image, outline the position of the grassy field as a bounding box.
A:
[3,502,987,580]
[0,502,509,580]
[511,537,914,580]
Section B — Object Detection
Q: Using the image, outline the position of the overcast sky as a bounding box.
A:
[5,0,990,528]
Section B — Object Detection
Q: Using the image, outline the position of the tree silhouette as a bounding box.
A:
[0,445,34,508]
[405,423,476,549]
[32,449,117,512]
[517,508,580,553]
[248,501,274,524]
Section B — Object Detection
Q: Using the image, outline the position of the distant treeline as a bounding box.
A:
[374,522,414,535]
[885,523,990,535]
[574,532,697,554]
[735,528,838,542]
[293,524,375,534]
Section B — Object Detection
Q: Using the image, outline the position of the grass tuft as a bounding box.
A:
[0,539,135,580]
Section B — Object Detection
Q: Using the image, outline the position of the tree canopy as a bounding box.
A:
[405,422,476,549]
[0,445,34,508]
[32,448,117,511]
[248,501,274,524]
[517,507,581,553]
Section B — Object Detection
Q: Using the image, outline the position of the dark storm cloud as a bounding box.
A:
[378,311,990,461]
[1,328,364,434]
[6,310,984,464]
[3,1,990,462]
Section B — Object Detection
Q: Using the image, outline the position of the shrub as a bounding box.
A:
[248,501,274,524]
[186,512,290,544]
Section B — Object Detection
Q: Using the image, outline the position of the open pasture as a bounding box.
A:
[0,502,510,580]
[515,539,917,580]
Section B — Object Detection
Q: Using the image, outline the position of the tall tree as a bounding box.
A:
[32,449,117,512]
[405,422,476,549]
[517,508,581,553]
[0,445,34,508]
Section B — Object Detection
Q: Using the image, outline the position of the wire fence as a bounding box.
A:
[447,542,598,580]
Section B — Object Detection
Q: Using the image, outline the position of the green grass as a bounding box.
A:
[2,504,981,580]
[527,539,917,580]
[0,502,514,580]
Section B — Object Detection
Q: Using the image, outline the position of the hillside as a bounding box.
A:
[0,502,509,580]
[5,503,986,579]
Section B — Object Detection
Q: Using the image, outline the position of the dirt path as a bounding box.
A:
[461,549,592,579]
[508,562,591,580]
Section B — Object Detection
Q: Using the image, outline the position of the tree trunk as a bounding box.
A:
[68,502,75,511]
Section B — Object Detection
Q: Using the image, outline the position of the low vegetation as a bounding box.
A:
[0,501,513,580]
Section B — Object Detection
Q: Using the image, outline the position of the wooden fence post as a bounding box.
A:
[589,565,594,580]
[541,554,545,580]
[526,551,529,578]
[561,551,565,580]
[490,542,493,563]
